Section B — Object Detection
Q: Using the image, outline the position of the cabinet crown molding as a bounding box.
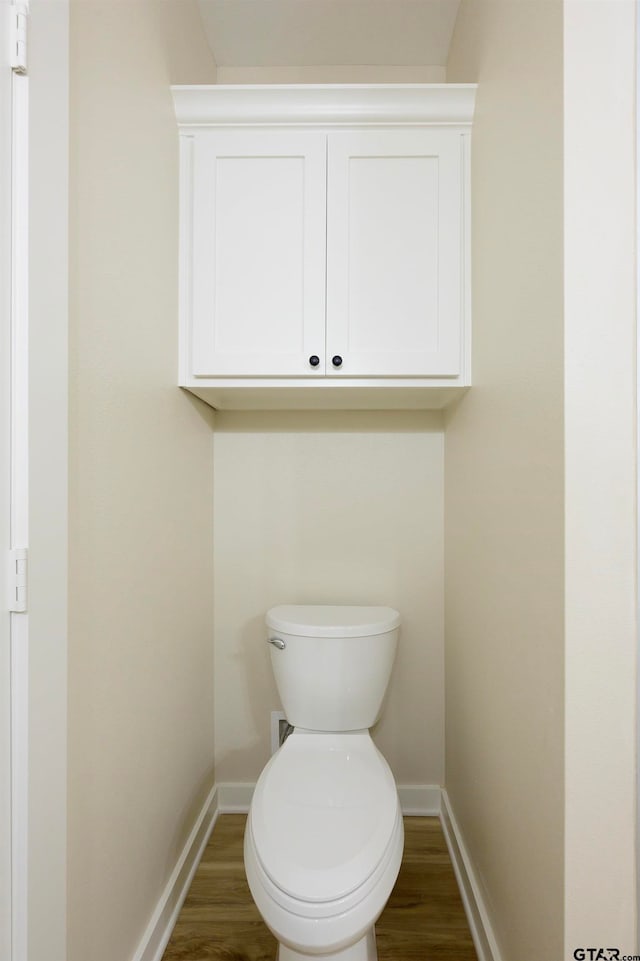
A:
[171,83,477,128]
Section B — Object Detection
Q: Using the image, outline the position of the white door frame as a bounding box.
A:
[10,29,29,961]
[0,5,30,957]
[1,2,69,960]
[0,6,14,955]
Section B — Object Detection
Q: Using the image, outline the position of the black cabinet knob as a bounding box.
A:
[309,355,320,367]
[331,355,343,368]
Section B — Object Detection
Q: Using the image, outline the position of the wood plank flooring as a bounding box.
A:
[162,815,477,961]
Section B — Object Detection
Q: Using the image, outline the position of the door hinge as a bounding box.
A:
[9,4,28,74]
[8,548,27,613]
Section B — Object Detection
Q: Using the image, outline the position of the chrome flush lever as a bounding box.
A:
[267,637,286,651]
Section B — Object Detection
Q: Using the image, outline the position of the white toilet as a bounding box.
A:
[244,604,404,961]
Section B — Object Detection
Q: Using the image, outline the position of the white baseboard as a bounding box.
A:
[131,783,219,961]
[217,781,441,816]
[439,790,503,961]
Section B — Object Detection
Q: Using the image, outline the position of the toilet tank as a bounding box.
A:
[265,605,400,732]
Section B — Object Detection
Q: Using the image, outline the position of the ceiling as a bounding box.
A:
[197,0,461,68]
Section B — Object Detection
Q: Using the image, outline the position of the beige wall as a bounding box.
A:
[68,4,217,961]
[564,2,637,952]
[445,4,565,960]
[213,411,444,787]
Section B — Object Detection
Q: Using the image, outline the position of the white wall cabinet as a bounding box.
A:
[173,85,476,410]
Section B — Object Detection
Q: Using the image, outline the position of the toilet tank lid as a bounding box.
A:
[266,605,400,638]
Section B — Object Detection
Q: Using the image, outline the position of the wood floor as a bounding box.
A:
[162,815,478,961]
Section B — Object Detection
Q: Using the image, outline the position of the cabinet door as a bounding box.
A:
[190,131,327,376]
[326,130,463,377]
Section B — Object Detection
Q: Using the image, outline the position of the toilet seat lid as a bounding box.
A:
[250,732,399,904]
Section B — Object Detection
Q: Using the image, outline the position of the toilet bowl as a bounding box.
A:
[244,605,403,961]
